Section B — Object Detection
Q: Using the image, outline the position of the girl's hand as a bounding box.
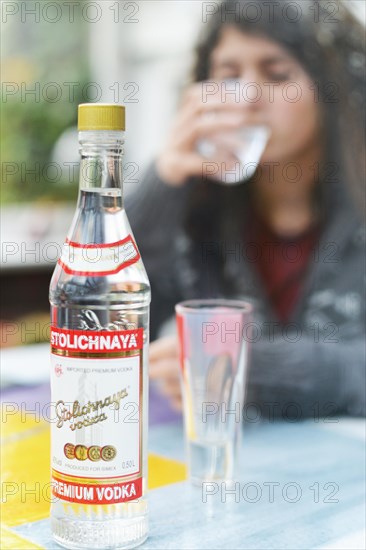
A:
[156,82,246,186]
[149,336,183,411]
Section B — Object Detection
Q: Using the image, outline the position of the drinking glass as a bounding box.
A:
[175,299,253,485]
[197,125,270,184]
[196,79,270,184]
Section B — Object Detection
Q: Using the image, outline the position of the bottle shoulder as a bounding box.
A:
[50,259,151,307]
[50,196,151,307]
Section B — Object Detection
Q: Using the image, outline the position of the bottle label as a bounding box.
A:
[58,235,140,277]
[51,326,143,505]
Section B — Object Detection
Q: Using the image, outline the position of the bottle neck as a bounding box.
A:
[78,130,125,207]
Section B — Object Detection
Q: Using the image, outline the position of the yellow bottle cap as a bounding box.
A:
[78,103,125,131]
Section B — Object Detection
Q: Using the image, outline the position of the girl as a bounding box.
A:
[127,0,365,417]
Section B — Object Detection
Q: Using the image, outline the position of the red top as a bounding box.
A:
[246,213,320,324]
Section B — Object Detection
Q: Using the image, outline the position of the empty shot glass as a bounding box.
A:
[175,299,253,485]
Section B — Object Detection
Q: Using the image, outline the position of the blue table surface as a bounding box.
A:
[2,342,365,550]
[12,416,366,550]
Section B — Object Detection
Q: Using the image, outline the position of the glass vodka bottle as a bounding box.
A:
[49,104,150,549]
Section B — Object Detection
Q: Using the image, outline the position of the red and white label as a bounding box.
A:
[58,235,140,276]
[51,326,143,504]
[52,474,142,504]
[51,327,143,353]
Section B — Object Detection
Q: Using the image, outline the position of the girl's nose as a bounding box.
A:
[233,77,266,114]
[222,73,266,107]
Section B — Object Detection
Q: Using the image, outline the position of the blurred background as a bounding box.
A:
[1,0,365,348]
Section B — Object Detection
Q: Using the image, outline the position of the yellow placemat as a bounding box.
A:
[1,410,186,546]
[0,526,43,550]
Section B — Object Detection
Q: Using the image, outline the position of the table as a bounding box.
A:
[1,348,365,550]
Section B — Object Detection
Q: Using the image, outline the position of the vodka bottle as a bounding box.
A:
[49,104,150,549]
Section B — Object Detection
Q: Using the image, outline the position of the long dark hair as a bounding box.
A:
[185,0,365,240]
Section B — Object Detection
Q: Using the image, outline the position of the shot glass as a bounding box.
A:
[175,299,253,485]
